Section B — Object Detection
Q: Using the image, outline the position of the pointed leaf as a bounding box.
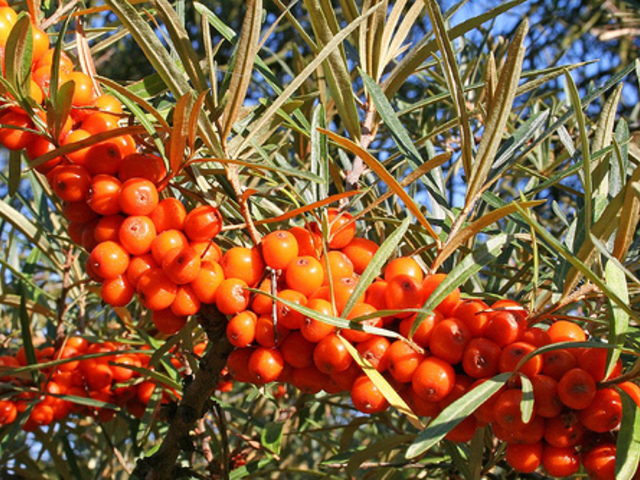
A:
[616,389,640,479]
[605,260,628,379]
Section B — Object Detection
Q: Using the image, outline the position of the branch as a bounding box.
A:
[132,305,234,480]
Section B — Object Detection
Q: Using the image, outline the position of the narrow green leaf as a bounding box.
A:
[520,375,534,423]
[406,373,511,458]
[194,2,236,41]
[605,260,628,379]
[341,217,411,318]
[8,150,21,197]
[466,20,528,206]
[346,434,415,475]
[613,163,640,261]
[412,234,511,338]
[592,84,623,195]
[310,104,328,203]
[261,422,284,456]
[18,285,38,382]
[4,13,33,98]
[423,0,473,178]
[616,389,640,479]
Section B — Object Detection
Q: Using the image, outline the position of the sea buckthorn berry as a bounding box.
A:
[342,303,382,343]
[110,354,140,383]
[119,178,159,216]
[67,71,95,106]
[52,164,92,202]
[170,284,201,316]
[522,327,552,347]
[261,230,299,270]
[35,48,74,73]
[191,261,224,304]
[386,340,423,383]
[150,229,188,264]
[582,443,616,480]
[96,94,123,114]
[544,411,584,448]
[251,277,274,315]
[63,201,99,224]
[619,381,640,408]
[152,309,187,335]
[24,404,54,431]
[333,276,364,314]
[285,256,323,296]
[221,247,265,287]
[300,298,335,343]
[291,364,327,394]
[275,289,307,330]
[110,134,137,157]
[191,241,222,263]
[126,254,158,287]
[281,331,314,368]
[26,136,63,173]
[411,356,455,402]
[118,153,167,185]
[577,388,622,432]
[162,246,201,285]
[351,375,389,414]
[101,275,135,307]
[557,368,597,410]
[462,337,501,379]
[0,400,17,425]
[356,336,390,372]
[542,348,577,380]
[505,442,543,474]
[399,311,442,347]
[289,226,321,258]
[444,416,478,443]
[421,273,460,317]
[341,237,379,274]
[81,112,118,134]
[87,174,122,216]
[313,334,352,374]
[85,141,122,176]
[183,205,223,241]
[499,341,542,378]
[255,315,289,348]
[511,414,545,444]
[0,110,33,150]
[149,198,188,233]
[548,319,586,344]
[384,257,423,283]
[429,318,471,365]
[227,347,257,383]
[494,388,529,432]
[578,348,622,382]
[226,311,258,348]
[31,25,49,64]
[248,347,284,384]
[215,278,249,316]
[321,251,354,284]
[89,241,129,279]
[137,268,178,311]
[453,299,490,337]
[531,375,563,418]
[311,208,355,249]
[62,129,91,165]
[93,215,125,243]
[119,215,156,255]
[541,445,580,477]
[385,274,423,319]
[483,311,523,348]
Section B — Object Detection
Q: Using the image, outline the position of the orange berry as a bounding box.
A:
[399,311,442,347]
[261,230,299,270]
[429,317,471,365]
[341,237,379,274]
[578,348,622,382]
[385,274,423,319]
[183,205,223,241]
[557,368,596,410]
[51,164,92,202]
[332,276,364,314]
[226,311,258,348]
[95,94,123,114]
[126,253,158,287]
[248,347,284,384]
[453,299,490,337]
[162,246,201,285]
[87,174,122,216]
[137,268,178,311]
[385,257,423,282]
[386,340,424,383]
[542,348,577,380]
[499,341,542,378]
[190,261,224,304]
[215,278,249,315]
[541,445,580,477]
[275,289,307,330]
[119,215,156,255]
[312,208,355,249]
[300,298,335,343]
[118,153,167,185]
[63,200,99,224]
[149,198,186,233]
[577,388,622,432]
[505,442,543,474]
[321,250,354,284]
[101,275,135,306]
[85,141,122,176]
[221,246,265,287]
[494,388,528,432]
[31,25,49,64]
[255,315,289,348]
[351,374,388,413]
[483,311,523,348]
[582,443,616,480]
[544,411,584,448]
[119,178,159,216]
[0,110,33,150]
[62,129,91,165]
[0,400,17,425]
[152,308,186,335]
[93,214,125,243]
[462,337,501,379]
[67,71,95,106]
[341,303,382,343]
[250,277,274,315]
[356,336,390,372]
[313,333,352,374]
[81,112,118,134]
[280,331,314,368]
[150,229,188,264]
[289,225,322,258]
[532,374,563,418]
[89,241,129,279]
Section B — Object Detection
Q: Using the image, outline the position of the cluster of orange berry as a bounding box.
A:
[0,4,228,335]
[0,338,230,431]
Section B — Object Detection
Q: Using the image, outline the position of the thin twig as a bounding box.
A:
[526,283,600,325]
[41,0,80,30]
